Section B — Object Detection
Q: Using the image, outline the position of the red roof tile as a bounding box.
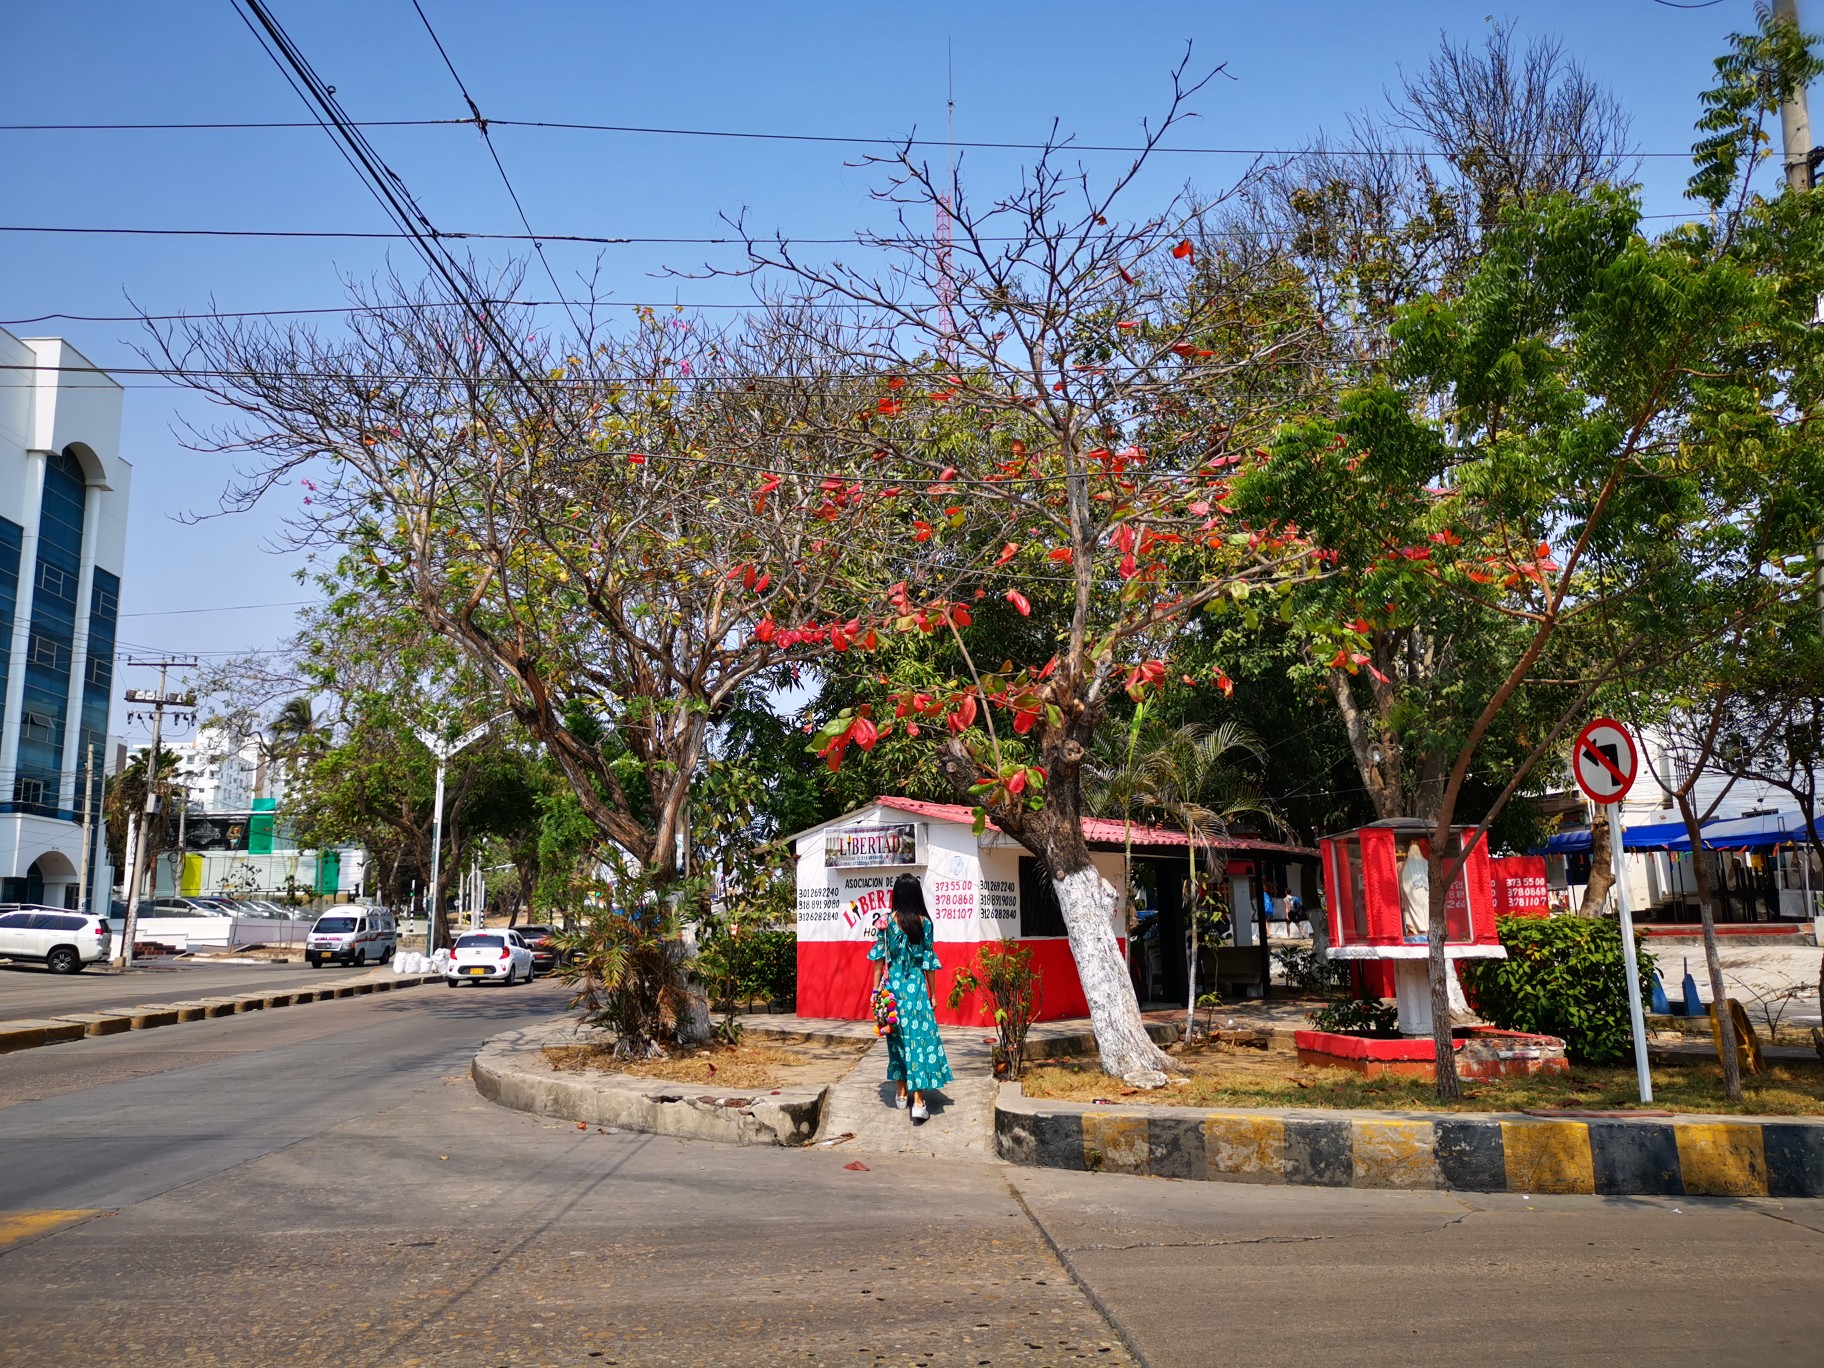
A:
[872,796,1315,856]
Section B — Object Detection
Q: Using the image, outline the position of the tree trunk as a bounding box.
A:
[1678,795,1741,1100]
[1426,854,1462,1101]
[1578,808,1614,914]
[1052,864,1175,1084]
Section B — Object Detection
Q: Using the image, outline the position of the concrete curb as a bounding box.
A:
[0,971,443,1047]
[472,1018,826,1147]
[994,1086,1824,1197]
[0,1018,91,1052]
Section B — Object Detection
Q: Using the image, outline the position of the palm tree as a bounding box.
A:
[1094,721,1286,1040]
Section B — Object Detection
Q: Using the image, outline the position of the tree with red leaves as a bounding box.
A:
[735,58,1330,1082]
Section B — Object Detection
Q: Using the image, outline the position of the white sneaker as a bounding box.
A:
[910,1099,928,1121]
[893,1092,908,1109]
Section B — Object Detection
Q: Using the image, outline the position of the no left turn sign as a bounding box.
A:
[1574,718,1637,805]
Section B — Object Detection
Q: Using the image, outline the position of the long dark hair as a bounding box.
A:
[891,873,930,946]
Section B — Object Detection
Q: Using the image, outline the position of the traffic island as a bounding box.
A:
[994,1086,1824,1196]
[471,1018,831,1147]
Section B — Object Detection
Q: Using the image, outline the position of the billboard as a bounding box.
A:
[823,822,922,869]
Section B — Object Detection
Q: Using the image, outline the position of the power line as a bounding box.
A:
[0,209,1707,246]
[228,0,540,396]
[406,0,582,333]
[0,114,1711,158]
[118,599,316,618]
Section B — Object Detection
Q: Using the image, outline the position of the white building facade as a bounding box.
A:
[0,328,129,908]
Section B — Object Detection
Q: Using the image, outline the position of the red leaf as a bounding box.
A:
[754,571,771,593]
[1115,320,1139,330]
[877,398,902,416]
[1005,589,1031,616]
[951,604,972,628]
[754,617,776,643]
[994,542,1020,566]
[1118,553,1138,580]
[1171,341,1196,359]
[851,716,878,750]
[1047,547,1073,564]
[843,1161,870,1171]
[886,376,906,390]
[913,520,933,542]
[1007,769,1027,795]
[1118,266,1135,285]
[1171,239,1194,261]
[1012,708,1040,736]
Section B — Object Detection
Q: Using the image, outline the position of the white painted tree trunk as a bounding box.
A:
[1052,865,1174,1085]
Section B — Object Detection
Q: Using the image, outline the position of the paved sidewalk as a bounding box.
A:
[812,1031,1000,1159]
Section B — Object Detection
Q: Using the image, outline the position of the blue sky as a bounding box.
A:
[0,1,1797,742]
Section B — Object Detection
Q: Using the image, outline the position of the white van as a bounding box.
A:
[304,907,397,968]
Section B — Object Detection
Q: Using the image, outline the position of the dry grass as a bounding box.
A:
[1020,1041,1824,1116]
[542,1038,869,1089]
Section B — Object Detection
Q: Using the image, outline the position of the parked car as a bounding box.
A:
[0,908,111,974]
[513,924,562,974]
[445,930,534,986]
[304,907,398,967]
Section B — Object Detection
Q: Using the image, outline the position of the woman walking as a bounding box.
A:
[869,873,953,1121]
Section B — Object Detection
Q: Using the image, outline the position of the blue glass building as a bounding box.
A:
[0,328,131,908]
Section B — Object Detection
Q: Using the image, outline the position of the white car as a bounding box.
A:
[445,930,534,986]
[0,908,112,974]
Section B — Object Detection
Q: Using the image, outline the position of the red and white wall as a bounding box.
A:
[793,802,1124,1026]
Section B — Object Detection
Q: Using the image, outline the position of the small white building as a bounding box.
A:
[0,328,129,908]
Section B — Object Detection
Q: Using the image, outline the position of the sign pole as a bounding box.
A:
[1608,802,1653,1103]
[1575,717,1651,1105]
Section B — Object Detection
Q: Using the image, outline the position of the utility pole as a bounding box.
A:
[411,713,504,952]
[117,660,198,968]
[76,744,94,915]
[1777,0,1824,632]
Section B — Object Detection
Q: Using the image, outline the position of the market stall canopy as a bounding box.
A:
[1537,818,1721,854]
[1536,811,1818,855]
[1659,810,1821,852]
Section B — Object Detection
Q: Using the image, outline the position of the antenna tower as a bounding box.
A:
[935,41,957,366]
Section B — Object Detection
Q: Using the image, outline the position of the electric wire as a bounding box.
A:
[0,114,1716,159]
[406,0,583,333]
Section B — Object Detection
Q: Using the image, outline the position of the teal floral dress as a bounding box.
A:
[869,920,953,1092]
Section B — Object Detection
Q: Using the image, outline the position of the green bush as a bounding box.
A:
[700,927,797,1011]
[1306,998,1400,1034]
[1460,915,1657,1064]
[1275,943,1351,994]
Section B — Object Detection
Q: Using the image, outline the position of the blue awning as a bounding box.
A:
[1661,810,1821,852]
[1534,817,1727,856]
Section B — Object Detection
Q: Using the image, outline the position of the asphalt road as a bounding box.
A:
[0,958,379,1019]
[0,982,1819,1367]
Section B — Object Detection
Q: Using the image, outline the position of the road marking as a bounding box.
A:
[0,1209,101,1252]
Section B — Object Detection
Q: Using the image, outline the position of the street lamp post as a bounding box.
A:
[412,715,504,952]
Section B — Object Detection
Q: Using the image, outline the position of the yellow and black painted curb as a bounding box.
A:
[995,1088,1824,1197]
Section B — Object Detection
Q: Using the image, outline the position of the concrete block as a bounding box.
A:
[52,1013,133,1037]
[1141,1114,1207,1180]
[1284,1117,1353,1187]
[1501,1119,1595,1194]
[1763,1123,1824,1198]
[1434,1118,1506,1192]
[1201,1113,1287,1184]
[1080,1112,1150,1175]
[1588,1121,1684,1196]
[0,1019,88,1052]
[1351,1118,1440,1190]
[1675,1122,1768,1197]
[166,1002,212,1022]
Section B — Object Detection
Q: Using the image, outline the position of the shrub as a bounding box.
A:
[1459,915,1657,1064]
[1306,998,1399,1034]
[948,940,1041,1078]
[1275,943,1351,994]
[555,892,694,1059]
